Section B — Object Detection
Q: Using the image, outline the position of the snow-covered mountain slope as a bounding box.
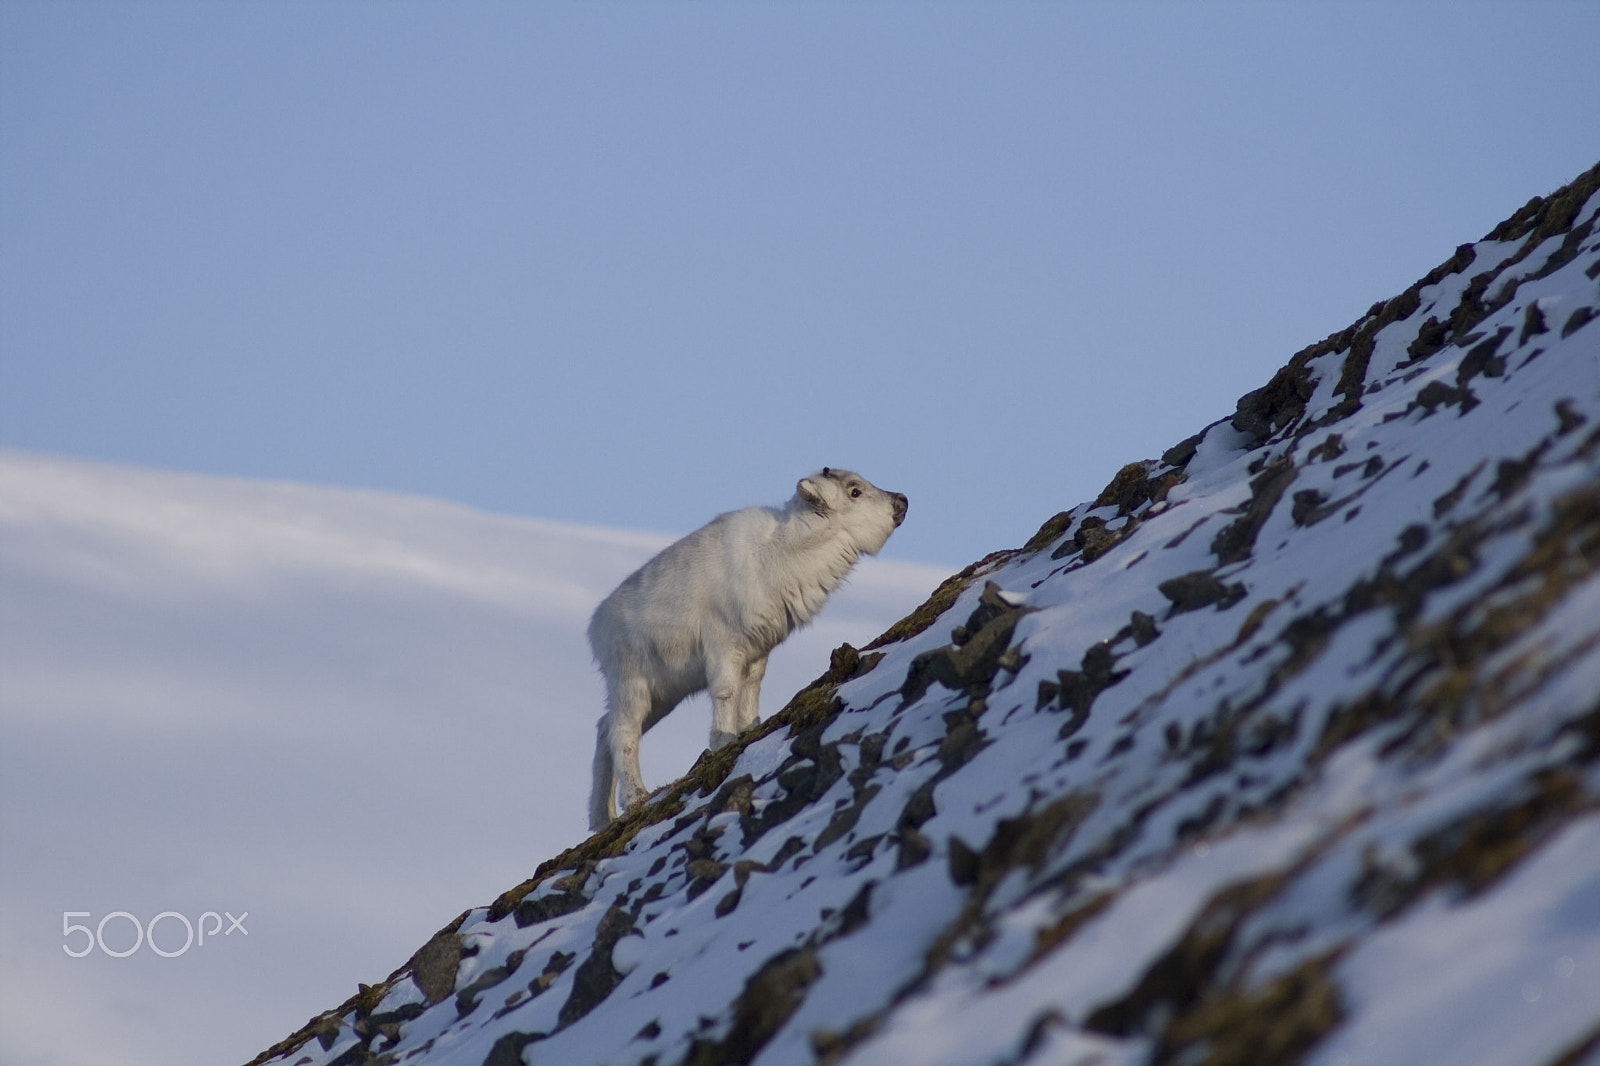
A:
[0,453,950,1066]
[252,162,1600,1066]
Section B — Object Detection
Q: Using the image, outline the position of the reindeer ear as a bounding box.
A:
[797,478,826,507]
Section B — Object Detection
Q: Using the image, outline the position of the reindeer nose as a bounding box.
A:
[890,493,908,526]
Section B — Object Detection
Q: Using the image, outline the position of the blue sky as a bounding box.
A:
[3,2,1598,567]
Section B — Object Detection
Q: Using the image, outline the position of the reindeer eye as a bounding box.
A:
[850,488,862,499]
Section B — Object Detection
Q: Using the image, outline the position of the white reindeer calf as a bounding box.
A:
[587,468,908,830]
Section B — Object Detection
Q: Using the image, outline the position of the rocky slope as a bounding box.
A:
[250,161,1600,1066]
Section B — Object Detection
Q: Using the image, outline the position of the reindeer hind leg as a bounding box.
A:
[588,715,617,831]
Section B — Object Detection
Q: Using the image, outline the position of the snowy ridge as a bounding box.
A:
[252,162,1600,1066]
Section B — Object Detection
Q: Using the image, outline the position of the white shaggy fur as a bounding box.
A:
[588,468,908,829]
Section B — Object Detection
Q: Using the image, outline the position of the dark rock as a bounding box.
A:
[710,775,756,818]
[481,1031,542,1066]
[1040,640,1129,731]
[411,932,464,1005]
[1448,271,1495,344]
[1561,306,1596,337]
[1057,704,1090,742]
[1413,379,1474,415]
[1520,301,1549,344]
[1432,463,1483,517]
[1162,426,1212,469]
[936,712,988,770]
[513,891,588,929]
[740,744,844,848]
[1083,873,1291,1039]
[1053,515,1128,562]
[1094,460,1183,516]
[557,904,637,1028]
[455,950,526,1017]
[1307,433,1345,462]
[814,784,878,852]
[524,951,573,1001]
[1125,611,1161,647]
[895,828,932,869]
[685,858,726,882]
[1555,399,1588,435]
[899,779,938,831]
[900,583,1036,704]
[1457,327,1510,385]
[715,889,742,918]
[1211,458,1297,564]
[947,836,980,886]
[1019,510,1074,554]
[681,949,823,1066]
[1291,489,1330,527]
[1231,363,1315,444]
[836,882,874,935]
[1407,315,1449,362]
[1490,442,1549,500]
[1159,571,1247,615]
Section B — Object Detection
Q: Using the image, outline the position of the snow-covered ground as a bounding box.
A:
[0,452,951,1066]
[242,166,1600,1066]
